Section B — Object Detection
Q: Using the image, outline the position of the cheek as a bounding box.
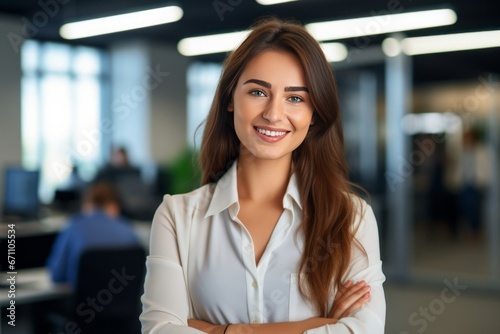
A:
[232,109,253,144]
[290,111,314,132]
[233,99,260,129]
[233,108,248,129]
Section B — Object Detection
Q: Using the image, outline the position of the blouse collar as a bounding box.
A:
[205,160,302,218]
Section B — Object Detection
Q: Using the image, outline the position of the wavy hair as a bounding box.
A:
[199,17,363,317]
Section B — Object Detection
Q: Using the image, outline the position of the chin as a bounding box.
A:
[245,150,291,162]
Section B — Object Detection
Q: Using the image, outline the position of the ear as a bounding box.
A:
[227,100,234,112]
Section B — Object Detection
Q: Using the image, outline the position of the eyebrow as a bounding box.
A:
[243,78,308,93]
[285,85,309,93]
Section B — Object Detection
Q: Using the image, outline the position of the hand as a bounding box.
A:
[188,319,227,334]
[328,280,371,319]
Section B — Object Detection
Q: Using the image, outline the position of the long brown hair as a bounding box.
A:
[199,17,363,317]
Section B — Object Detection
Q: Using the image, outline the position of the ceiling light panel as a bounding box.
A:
[256,0,298,5]
[401,30,500,55]
[60,5,184,39]
[177,31,250,56]
[305,8,457,42]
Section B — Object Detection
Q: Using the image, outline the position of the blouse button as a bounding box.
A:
[245,244,252,252]
[252,281,258,288]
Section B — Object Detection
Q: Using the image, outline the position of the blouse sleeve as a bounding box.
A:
[140,195,204,334]
[305,201,386,334]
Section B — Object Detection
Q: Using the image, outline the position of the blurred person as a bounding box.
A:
[94,146,140,182]
[459,129,489,239]
[427,140,459,238]
[46,181,140,287]
[94,146,152,219]
[140,18,385,334]
[112,146,131,167]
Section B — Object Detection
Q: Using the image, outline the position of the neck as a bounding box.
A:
[83,204,119,218]
[237,153,292,204]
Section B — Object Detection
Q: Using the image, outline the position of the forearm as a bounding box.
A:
[221,318,337,334]
[226,323,306,334]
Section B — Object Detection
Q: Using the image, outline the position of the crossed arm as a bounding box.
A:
[140,197,385,334]
[188,280,372,334]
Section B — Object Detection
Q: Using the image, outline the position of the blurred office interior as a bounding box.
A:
[0,0,499,333]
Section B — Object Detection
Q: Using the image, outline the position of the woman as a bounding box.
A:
[140,17,385,334]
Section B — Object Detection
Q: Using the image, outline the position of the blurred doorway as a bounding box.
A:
[409,79,499,285]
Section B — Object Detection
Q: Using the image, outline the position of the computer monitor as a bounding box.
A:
[2,166,40,220]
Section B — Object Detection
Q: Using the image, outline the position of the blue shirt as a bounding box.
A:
[47,210,140,287]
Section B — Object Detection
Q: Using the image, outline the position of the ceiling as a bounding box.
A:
[1,0,499,85]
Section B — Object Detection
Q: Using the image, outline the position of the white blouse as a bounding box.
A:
[140,160,386,334]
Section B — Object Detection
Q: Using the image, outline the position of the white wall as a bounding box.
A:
[0,15,23,213]
[149,43,188,164]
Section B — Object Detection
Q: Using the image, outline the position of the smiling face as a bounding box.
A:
[228,50,314,163]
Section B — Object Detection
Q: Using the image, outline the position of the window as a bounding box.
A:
[21,40,107,203]
[187,62,222,149]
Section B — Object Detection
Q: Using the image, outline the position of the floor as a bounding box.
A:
[384,217,500,334]
[385,282,500,334]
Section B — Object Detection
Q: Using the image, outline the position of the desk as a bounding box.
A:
[0,217,67,271]
[0,216,150,241]
[0,216,151,329]
[0,268,70,307]
[0,216,67,238]
[0,268,70,334]
[0,217,150,271]
[0,217,150,243]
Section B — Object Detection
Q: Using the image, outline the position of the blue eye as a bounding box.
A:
[288,96,303,103]
[250,90,266,97]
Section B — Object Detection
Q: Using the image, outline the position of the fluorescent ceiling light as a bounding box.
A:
[178,31,250,56]
[60,5,183,39]
[256,0,298,5]
[399,30,500,55]
[178,32,348,61]
[320,43,348,62]
[305,8,457,42]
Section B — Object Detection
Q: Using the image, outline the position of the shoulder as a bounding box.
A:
[53,214,86,245]
[153,183,216,226]
[162,183,215,213]
[150,184,216,248]
[63,214,87,231]
[348,194,378,236]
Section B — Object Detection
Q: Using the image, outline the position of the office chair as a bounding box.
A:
[47,245,146,334]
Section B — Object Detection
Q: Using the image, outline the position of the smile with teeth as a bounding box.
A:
[256,127,288,137]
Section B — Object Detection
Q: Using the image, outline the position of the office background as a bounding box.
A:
[0,0,499,333]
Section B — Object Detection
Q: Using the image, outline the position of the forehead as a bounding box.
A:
[238,50,307,86]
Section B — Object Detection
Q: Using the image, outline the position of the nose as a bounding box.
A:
[262,96,285,123]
